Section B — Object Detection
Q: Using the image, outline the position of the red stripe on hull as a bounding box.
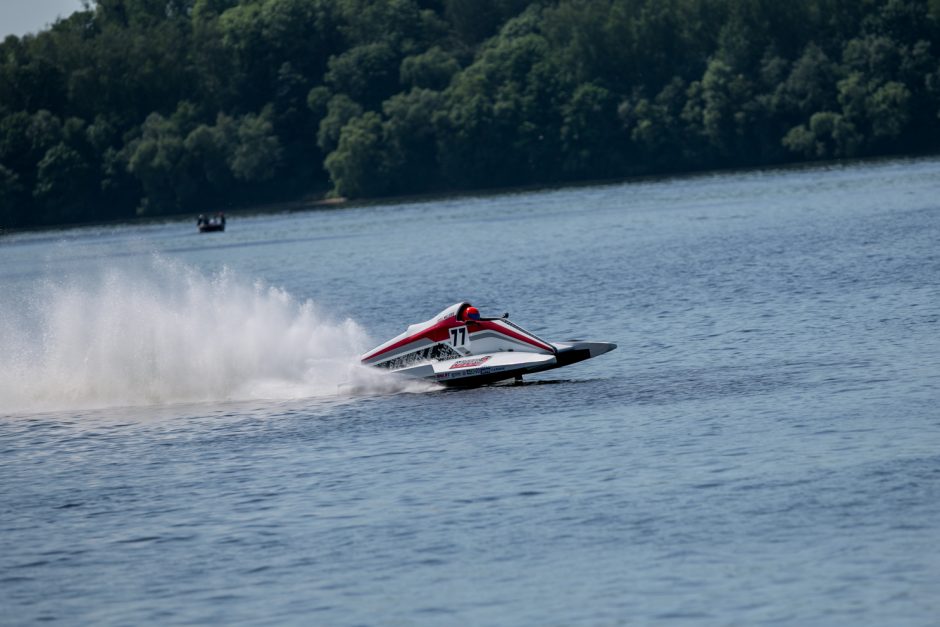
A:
[362,317,462,362]
[469,320,554,352]
[362,316,554,364]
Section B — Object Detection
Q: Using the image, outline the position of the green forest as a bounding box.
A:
[2,0,939,228]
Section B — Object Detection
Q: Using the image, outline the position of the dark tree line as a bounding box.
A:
[2,0,939,228]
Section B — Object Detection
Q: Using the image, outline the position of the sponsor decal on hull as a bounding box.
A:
[449,356,491,369]
[435,364,506,381]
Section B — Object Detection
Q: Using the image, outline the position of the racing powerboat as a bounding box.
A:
[361,302,616,386]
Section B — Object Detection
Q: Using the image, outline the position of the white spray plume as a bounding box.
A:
[0,257,433,413]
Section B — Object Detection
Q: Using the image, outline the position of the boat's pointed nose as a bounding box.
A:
[553,341,617,366]
[589,342,616,357]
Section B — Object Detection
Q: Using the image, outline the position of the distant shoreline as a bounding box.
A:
[3,153,937,235]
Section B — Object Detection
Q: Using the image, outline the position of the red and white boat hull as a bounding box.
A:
[361,303,615,387]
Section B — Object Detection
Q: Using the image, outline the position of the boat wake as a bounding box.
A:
[0,256,432,414]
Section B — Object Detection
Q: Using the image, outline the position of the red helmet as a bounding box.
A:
[465,306,481,321]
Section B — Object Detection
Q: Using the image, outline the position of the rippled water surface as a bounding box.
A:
[2,158,939,625]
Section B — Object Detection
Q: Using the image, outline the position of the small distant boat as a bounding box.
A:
[197,213,225,233]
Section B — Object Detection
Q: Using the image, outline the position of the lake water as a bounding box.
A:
[1,158,939,625]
